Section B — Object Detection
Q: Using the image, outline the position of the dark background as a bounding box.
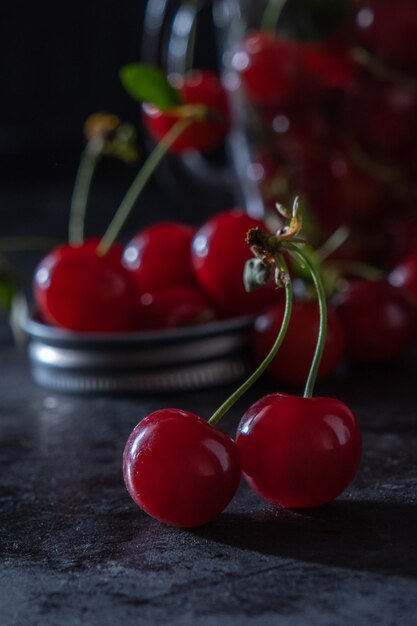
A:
[1,1,145,178]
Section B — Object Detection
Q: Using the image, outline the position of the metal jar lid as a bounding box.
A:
[23,314,255,394]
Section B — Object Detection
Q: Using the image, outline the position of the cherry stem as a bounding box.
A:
[68,147,102,245]
[97,116,194,256]
[314,226,350,263]
[208,254,292,427]
[285,242,327,399]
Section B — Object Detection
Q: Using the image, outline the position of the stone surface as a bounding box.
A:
[1,344,417,626]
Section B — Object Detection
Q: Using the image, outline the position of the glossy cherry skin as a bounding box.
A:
[142,70,229,153]
[123,222,197,294]
[136,285,215,330]
[355,0,417,72]
[334,280,417,363]
[236,393,362,509]
[123,409,241,527]
[191,210,275,317]
[389,251,417,304]
[34,239,137,332]
[253,301,346,385]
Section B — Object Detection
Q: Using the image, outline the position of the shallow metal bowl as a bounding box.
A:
[23,314,255,394]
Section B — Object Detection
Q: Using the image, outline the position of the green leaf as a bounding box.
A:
[120,64,182,110]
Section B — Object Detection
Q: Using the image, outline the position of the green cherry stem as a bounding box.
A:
[97,116,194,256]
[208,254,292,427]
[285,242,327,399]
[314,226,350,263]
[68,146,102,245]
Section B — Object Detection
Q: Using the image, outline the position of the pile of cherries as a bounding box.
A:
[252,261,417,386]
[33,210,417,383]
[33,210,277,333]
[34,69,266,334]
[33,20,417,382]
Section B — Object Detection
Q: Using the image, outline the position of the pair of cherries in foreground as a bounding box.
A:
[123,395,361,528]
[123,205,362,528]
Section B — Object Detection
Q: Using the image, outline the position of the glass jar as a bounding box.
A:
[217,0,417,263]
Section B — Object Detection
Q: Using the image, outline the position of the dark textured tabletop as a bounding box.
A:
[1,335,417,626]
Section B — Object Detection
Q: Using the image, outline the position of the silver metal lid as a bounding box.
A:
[23,314,255,394]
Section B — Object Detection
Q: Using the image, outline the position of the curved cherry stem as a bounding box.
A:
[69,147,102,245]
[208,254,292,427]
[97,116,194,256]
[286,242,327,399]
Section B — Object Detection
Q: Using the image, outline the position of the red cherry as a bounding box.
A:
[236,393,361,508]
[137,285,215,330]
[389,251,417,304]
[123,409,241,527]
[123,222,197,294]
[301,42,356,91]
[142,70,229,153]
[34,239,137,332]
[191,210,275,317]
[355,0,417,72]
[253,300,346,385]
[233,33,308,109]
[334,280,417,363]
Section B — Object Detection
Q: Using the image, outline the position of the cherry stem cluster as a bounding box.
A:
[97,116,194,256]
[208,253,293,427]
[209,210,330,425]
